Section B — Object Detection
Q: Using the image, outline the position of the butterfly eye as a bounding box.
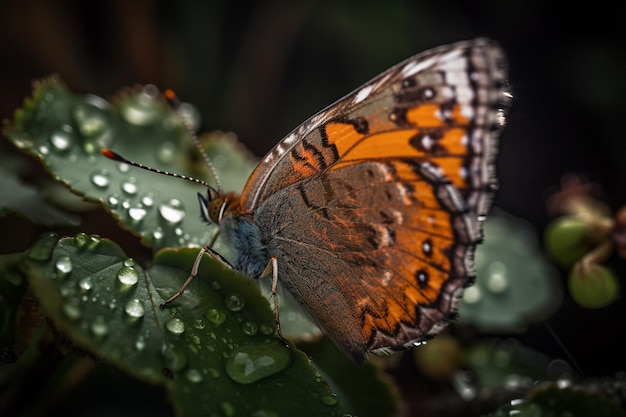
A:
[210,198,228,223]
[197,192,227,224]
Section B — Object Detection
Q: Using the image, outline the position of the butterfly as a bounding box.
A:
[105,38,510,363]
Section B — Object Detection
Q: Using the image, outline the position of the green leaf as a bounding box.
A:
[301,338,397,417]
[485,383,626,417]
[22,234,343,417]
[3,76,256,252]
[0,168,81,227]
[459,209,563,332]
[0,251,36,362]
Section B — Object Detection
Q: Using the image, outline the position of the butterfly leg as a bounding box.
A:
[258,257,283,340]
[159,245,234,308]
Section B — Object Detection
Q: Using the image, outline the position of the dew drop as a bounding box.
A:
[121,85,161,126]
[38,145,50,155]
[224,293,245,312]
[486,261,509,293]
[74,232,89,249]
[49,125,75,152]
[225,343,291,384]
[462,286,481,304]
[10,131,33,149]
[260,324,275,336]
[158,198,186,224]
[135,335,147,351]
[165,318,186,335]
[156,140,177,164]
[107,193,120,208]
[128,206,147,223]
[185,368,203,383]
[121,177,138,196]
[90,316,109,338]
[205,308,226,325]
[152,227,164,241]
[141,194,155,207]
[125,299,145,319]
[54,256,73,278]
[27,232,58,261]
[78,277,93,292]
[242,321,258,336]
[320,394,339,406]
[86,234,101,250]
[117,162,130,173]
[117,265,139,287]
[62,302,81,320]
[193,318,206,329]
[90,169,111,189]
[72,95,113,152]
[123,258,136,267]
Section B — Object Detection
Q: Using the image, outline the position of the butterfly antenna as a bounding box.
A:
[164,89,223,193]
[102,148,213,189]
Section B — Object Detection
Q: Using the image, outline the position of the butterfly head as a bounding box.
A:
[198,187,239,224]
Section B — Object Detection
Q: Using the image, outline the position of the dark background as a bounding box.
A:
[1,0,625,413]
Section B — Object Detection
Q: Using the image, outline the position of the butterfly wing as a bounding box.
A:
[242,38,509,361]
[240,38,508,218]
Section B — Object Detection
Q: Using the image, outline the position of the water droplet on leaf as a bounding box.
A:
[128,206,147,223]
[62,302,81,320]
[205,308,226,325]
[224,293,245,312]
[121,177,138,196]
[141,194,154,207]
[185,368,203,383]
[54,256,73,278]
[165,318,186,335]
[242,321,258,336]
[72,95,113,153]
[78,277,93,292]
[225,343,291,384]
[90,169,111,189]
[124,299,145,319]
[158,198,186,224]
[90,316,109,338]
[156,141,177,164]
[117,265,139,287]
[121,85,161,125]
[49,125,75,152]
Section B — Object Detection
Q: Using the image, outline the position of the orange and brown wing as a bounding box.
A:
[246,39,509,361]
[240,38,509,220]
[255,157,483,361]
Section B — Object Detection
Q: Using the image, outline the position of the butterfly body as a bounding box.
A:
[198,38,509,362]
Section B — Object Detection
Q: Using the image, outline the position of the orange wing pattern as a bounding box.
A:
[238,39,509,361]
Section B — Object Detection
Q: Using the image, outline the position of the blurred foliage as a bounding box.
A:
[1,1,626,415]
